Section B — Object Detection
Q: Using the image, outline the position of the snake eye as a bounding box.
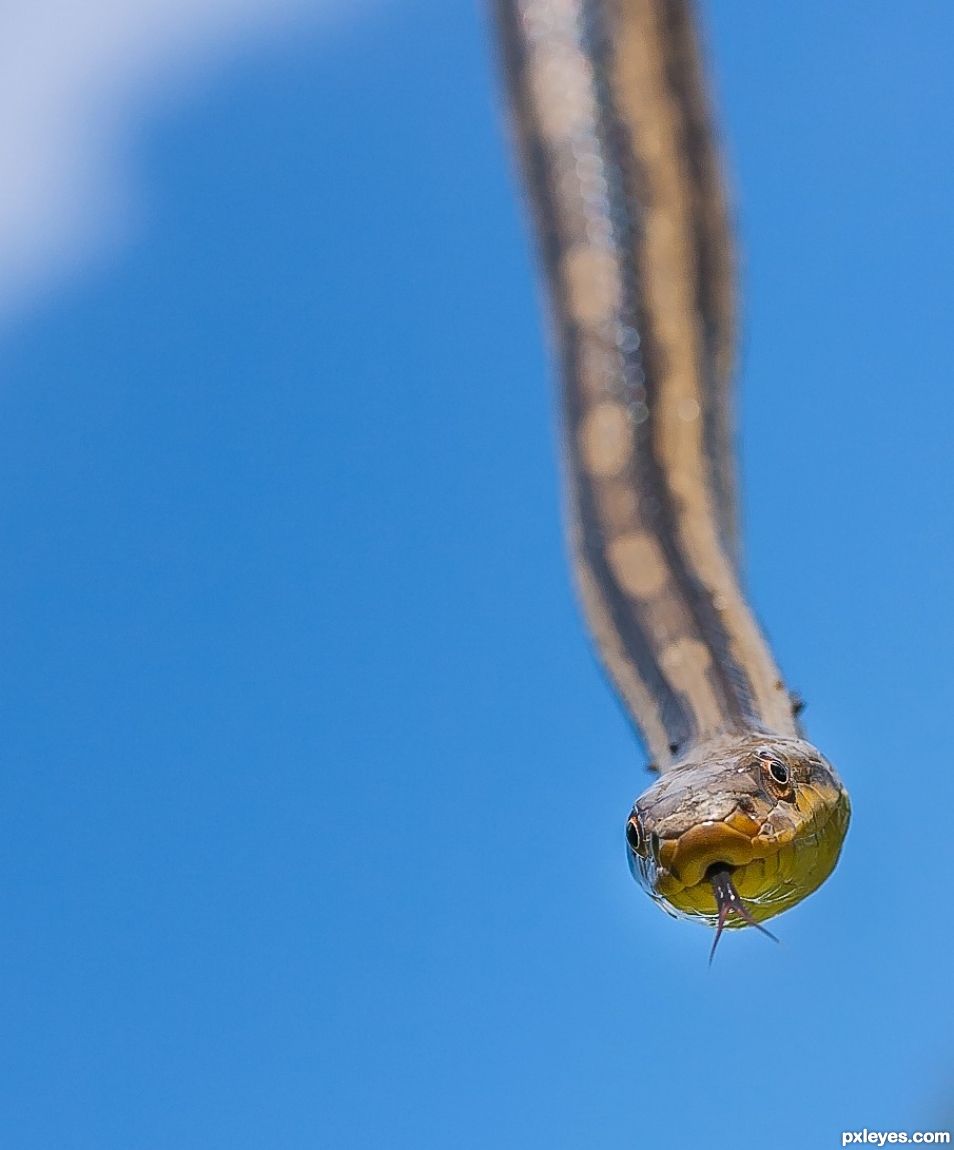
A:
[758,751,794,796]
[626,816,644,854]
[769,760,789,785]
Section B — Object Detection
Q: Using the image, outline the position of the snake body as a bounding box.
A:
[494,0,850,940]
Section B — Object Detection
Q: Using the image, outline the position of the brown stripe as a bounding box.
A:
[603,0,795,736]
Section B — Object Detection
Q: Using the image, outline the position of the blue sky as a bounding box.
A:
[1,2,953,1147]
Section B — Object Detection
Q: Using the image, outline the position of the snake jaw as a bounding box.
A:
[707,864,779,965]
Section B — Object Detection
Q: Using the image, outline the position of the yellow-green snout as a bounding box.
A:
[626,735,851,926]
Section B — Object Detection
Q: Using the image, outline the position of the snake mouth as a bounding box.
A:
[655,818,764,893]
[645,814,803,924]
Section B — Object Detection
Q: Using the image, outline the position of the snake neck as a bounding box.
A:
[495,0,798,768]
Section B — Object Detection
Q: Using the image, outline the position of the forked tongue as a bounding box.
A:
[707,864,779,965]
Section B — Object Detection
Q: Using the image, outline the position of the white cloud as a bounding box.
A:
[0,0,360,329]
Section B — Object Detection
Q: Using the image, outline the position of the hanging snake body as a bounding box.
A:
[493,0,850,939]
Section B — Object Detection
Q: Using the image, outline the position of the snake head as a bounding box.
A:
[625,734,850,929]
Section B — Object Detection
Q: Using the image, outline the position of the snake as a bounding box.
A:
[492,0,851,956]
